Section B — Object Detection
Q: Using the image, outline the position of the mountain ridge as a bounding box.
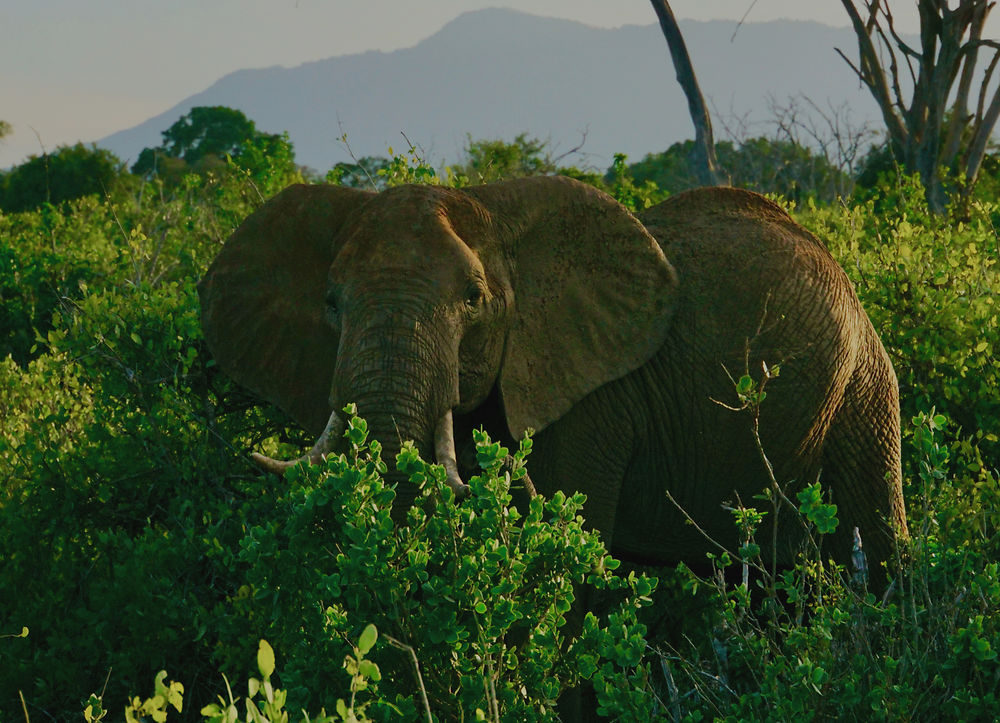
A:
[98,9,878,172]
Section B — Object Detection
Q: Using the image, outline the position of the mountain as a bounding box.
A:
[98,9,880,172]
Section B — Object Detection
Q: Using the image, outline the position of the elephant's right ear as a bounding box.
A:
[198,183,374,435]
[465,176,678,439]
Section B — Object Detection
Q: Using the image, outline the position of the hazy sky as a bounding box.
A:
[0,1,942,168]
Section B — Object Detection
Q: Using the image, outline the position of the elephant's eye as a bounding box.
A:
[465,283,485,309]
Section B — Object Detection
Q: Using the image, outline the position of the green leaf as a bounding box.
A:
[358,659,382,681]
[257,639,275,678]
[358,623,378,655]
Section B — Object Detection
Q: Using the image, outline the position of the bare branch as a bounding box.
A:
[975,47,1000,123]
[881,1,921,61]
[942,3,987,163]
[839,0,909,146]
[731,0,760,43]
[550,126,589,165]
[965,83,1000,181]
[873,12,915,109]
[650,0,724,186]
[835,46,867,83]
[336,115,378,190]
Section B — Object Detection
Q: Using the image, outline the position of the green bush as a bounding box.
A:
[5,135,1000,721]
[0,244,659,719]
[0,143,125,213]
[0,280,245,717]
[226,413,658,719]
[0,196,119,364]
[649,409,1000,721]
[0,166,287,720]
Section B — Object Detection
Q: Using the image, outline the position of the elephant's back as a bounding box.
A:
[639,187,834,274]
[638,186,865,345]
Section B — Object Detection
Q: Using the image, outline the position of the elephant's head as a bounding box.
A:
[199,176,677,498]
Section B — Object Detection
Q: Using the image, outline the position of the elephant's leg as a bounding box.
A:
[528,390,638,722]
[818,347,906,591]
[529,386,638,548]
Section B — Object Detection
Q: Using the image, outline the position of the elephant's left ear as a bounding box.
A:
[198,183,375,435]
[464,176,678,438]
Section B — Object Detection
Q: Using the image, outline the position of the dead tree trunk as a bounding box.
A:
[650,0,724,186]
[838,0,1000,213]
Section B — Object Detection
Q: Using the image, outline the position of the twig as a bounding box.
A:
[551,127,590,165]
[336,115,379,190]
[731,0,760,43]
[659,656,682,722]
[399,131,430,165]
[663,488,768,578]
[383,635,433,722]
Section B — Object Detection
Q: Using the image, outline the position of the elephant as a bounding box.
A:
[198,175,908,584]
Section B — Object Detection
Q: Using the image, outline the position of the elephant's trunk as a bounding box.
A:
[338,304,467,499]
[251,302,469,501]
[350,396,469,504]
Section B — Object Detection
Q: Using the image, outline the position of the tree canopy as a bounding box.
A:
[449,133,558,184]
[132,106,297,184]
[0,143,123,213]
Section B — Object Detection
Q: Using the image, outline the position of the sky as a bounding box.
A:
[0,1,956,169]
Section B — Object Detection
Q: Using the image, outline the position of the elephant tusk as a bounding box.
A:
[435,409,470,500]
[251,408,346,474]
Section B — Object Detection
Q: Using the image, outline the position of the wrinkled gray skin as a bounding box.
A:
[199,176,907,586]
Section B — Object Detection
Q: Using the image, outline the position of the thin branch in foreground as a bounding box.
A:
[383,635,433,723]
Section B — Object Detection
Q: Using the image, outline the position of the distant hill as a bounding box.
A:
[98,9,880,173]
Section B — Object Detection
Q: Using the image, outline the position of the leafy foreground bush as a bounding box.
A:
[72,408,1000,723]
[642,409,1000,721]
[5,146,1000,721]
[76,415,659,722]
[228,414,659,719]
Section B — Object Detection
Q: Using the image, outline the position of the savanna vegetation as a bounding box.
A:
[3,106,1000,721]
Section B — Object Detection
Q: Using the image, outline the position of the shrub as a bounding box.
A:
[0,168,281,720]
[5,139,1000,722]
[650,409,1000,721]
[0,144,125,213]
[227,412,659,719]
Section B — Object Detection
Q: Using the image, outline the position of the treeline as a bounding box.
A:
[10,104,997,217]
[2,108,1000,720]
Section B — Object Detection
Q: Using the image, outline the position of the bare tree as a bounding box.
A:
[838,0,1000,212]
[649,0,725,186]
[708,93,878,200]
[766,94,880,197]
